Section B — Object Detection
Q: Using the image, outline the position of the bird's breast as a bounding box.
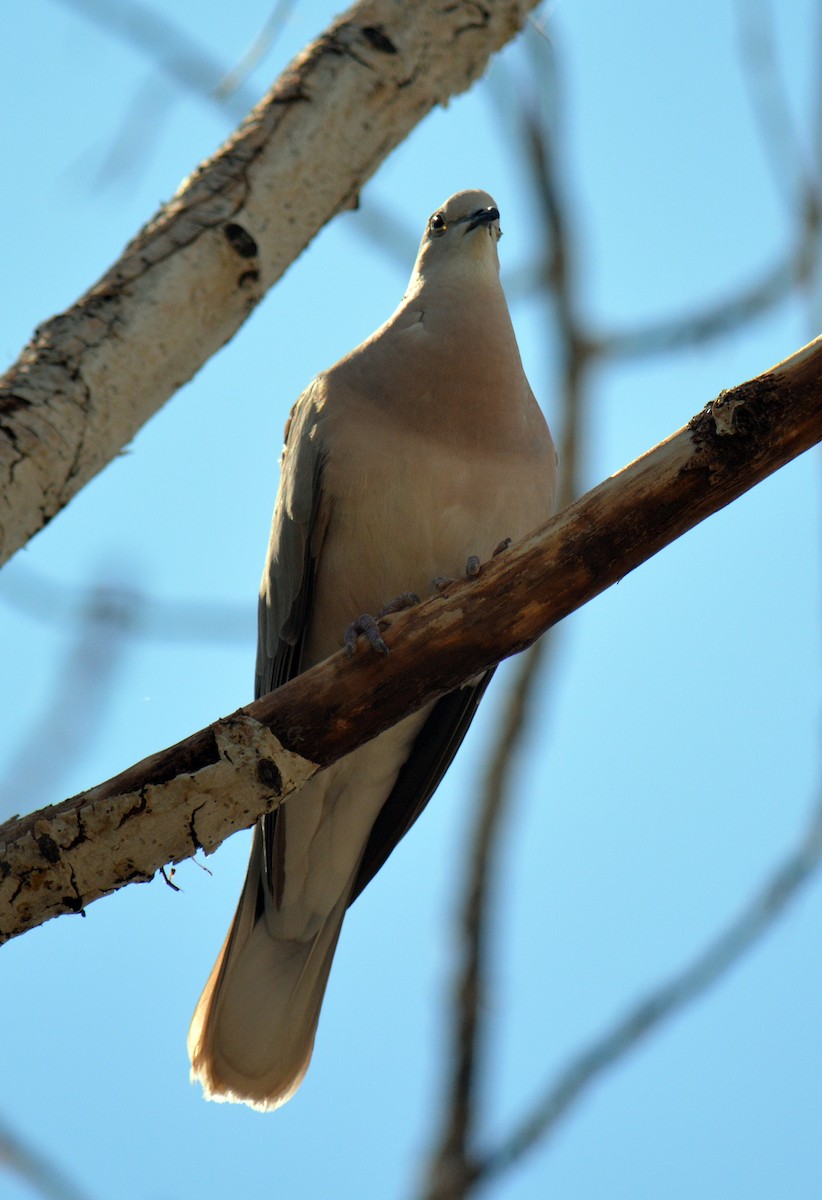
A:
[302,411,555,666]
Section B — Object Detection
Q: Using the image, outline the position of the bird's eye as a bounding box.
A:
[429,212,447,236]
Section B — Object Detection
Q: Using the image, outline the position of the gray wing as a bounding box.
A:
[255,381,327,701]
[255,379,493,906]
[256,382,329,888]
[348,672,494,904]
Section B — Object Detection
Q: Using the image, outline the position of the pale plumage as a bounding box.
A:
[188,190,558,1109]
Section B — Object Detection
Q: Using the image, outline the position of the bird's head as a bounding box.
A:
[410,189,503,289]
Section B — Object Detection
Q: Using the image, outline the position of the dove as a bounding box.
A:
[188,189,558,1110]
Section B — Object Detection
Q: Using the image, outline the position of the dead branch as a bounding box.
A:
[1,340,819,942]
[0,0,539,570]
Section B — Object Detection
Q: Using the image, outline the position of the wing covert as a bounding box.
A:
[255,380,328,700]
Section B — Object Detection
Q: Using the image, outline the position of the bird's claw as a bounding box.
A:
[376,592,420,619]
[344,593,420,657]
[344,614,389,657]
[431,550,496,593]
[493,537,512,557]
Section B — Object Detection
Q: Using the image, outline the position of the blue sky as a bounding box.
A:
[1,2,820,1199]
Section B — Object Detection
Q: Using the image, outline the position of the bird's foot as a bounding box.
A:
[432,544,510,593]
[376,592,420,619]
[343,592,420,657]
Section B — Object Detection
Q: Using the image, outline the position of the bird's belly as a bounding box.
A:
[277,435,552,936]
[305,437,552,665]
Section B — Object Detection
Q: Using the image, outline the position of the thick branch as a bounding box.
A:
[0,0,537,568]
[1,337,820,941]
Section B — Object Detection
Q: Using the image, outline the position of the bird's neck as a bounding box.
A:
[375,275,532,447]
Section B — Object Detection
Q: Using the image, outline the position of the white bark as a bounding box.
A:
[2,716,317,937]
[0,0,538,567]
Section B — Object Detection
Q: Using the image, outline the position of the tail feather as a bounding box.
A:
[188,828,348,1111]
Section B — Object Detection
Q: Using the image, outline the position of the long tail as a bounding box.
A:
[188,826,348,1111]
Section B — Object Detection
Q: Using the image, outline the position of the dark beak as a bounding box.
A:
[465,205,500,232]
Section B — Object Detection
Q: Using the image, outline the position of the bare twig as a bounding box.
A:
[594,0,822,362]
[52,0,260,185]
[594,241,820,361]
[0,578,142,819]
[735,0,813,214]
[216,0,298,99]
[474,776,822,1182]
[0,1116,94,1200]
[50,0,255,118]
[0,564,250,645]
[421,634,557,1200]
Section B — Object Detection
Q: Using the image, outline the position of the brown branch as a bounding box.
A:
[1,342,820,942]
[0,0,539,569]
[473,775,822,1184]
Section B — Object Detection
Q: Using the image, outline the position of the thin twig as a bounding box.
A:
[215,0,298,99]
[0,579,142,818]
[0,564,250,644]
[0,1117,94,1200]
[594,0,822,362]
[50,0,258,185]
[476,778,822,1181]
[735,0,813,215]
[420,637,554,1200]
[594,242,819,361]
[50,0,255,119]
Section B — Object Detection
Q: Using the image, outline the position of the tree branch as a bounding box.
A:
[473,775,822,1184]
[0,1114,93,1200]
[0,0,539,569]
[594,238,820,361]
[1,339,819,941]
[53,0,254,119]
